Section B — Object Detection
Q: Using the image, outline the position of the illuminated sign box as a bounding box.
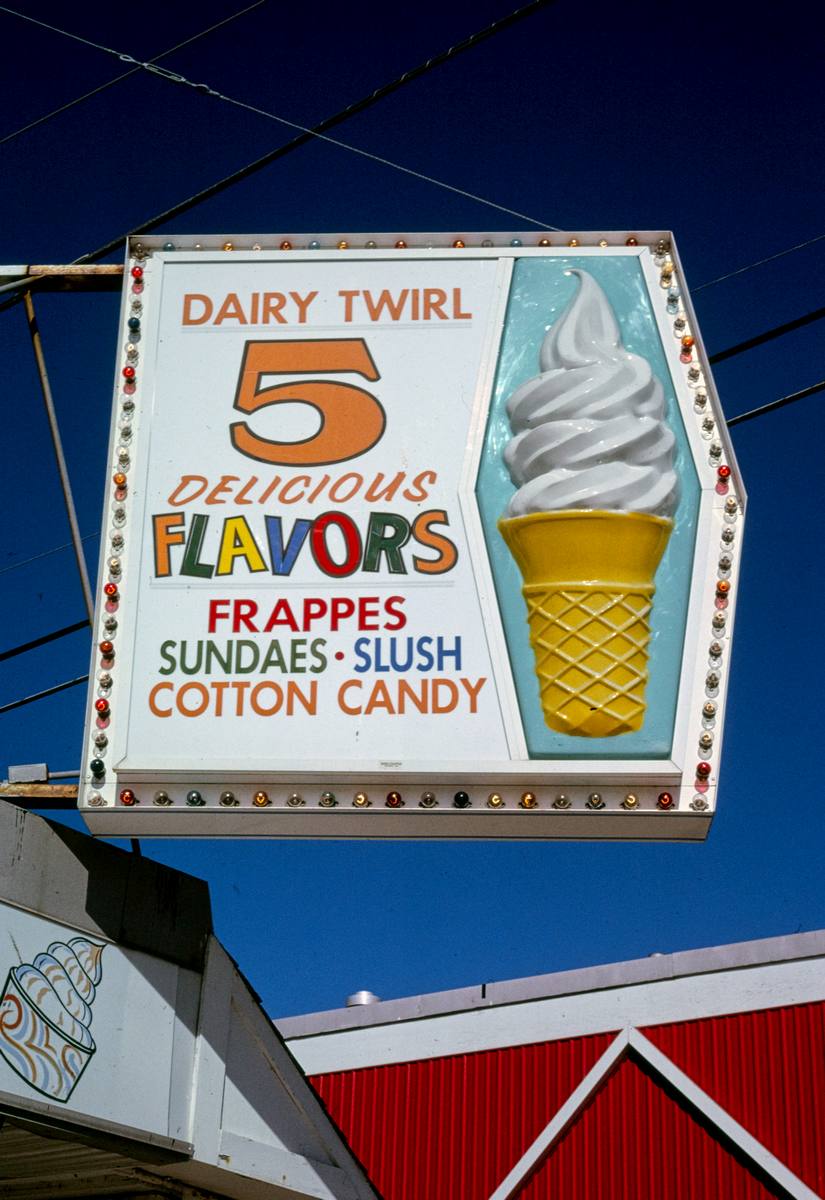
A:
[79,233,744,838]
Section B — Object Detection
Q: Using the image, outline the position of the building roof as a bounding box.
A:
[1,807,377,1200]
[277,928,825,1040]
[278,931,825,1200]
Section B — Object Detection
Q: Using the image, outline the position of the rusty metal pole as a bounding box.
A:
[23,290,95,624]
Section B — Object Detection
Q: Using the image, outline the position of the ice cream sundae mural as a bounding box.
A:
[0,936,105,1102]
[479,260,695,750]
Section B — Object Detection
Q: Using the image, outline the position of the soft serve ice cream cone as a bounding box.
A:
[498,270,679,737]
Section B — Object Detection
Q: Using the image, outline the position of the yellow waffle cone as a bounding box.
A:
[498,510,673,737]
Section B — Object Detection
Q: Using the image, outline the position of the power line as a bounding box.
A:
[0,675,88,717]
[66,0,558,263]
[1,0,820,311]
[694,232,825,292]
[727,380,825,428]
[174,92,555,232]
[0,0,267,309]
[0,1,267,148]
[0,0,556,313]
[1,70,143,149]
[0,4,157,55]
[709,305,825,365]
[0,532,97,577]
[0,620,90,664]
[2,4,824,303]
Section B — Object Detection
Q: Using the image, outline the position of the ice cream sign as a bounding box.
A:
[79,233,744,839]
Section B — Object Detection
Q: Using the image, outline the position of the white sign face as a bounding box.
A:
[79,233,744,838]
[131,256,505,767]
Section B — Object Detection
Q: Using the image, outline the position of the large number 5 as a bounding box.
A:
[230,339,385,466]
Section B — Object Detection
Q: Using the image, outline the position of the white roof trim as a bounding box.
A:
[278,931,825,1042]
[287,956,825,1075]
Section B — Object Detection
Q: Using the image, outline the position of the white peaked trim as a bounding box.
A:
[628,1030,820,1200]
[486,1027,820,1200]
[487,1031,629,1200]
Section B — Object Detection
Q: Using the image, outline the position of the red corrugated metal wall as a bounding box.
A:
[313,1031,615,1200]
[642,1000,825,1196]
[519,1057,779,1200]
[312,1002,825,1199]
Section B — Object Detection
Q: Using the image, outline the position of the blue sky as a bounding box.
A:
[1,0,824,1017]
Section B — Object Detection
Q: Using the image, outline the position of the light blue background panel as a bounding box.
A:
[477,257,700,759]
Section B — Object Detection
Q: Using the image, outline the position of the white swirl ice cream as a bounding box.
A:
[503,269,679,519]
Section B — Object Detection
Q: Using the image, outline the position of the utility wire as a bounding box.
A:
[0,0,267,307]
[0,0,556,312]
[0,532,97,577]
[3,5,824,298]
[708,305,825,365]
[727,380,825,428]
[0,620,90,664]
[1,0,820,305]
[64,0,558,262]
[0,675,88,717]
[135,90,555,234]
[0,1,267,147]
[1,3,254,61]
[694,232,825,292]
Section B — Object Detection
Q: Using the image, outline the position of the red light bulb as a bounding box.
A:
[625,236,638,246]
[95,698,110,714]
[718,465,732,481]
[452,239,465,248]
[386,791,404,807]
[104,583,118,598]
[122,365,135,380]
[657,792,675,809]
[394,239,407,249]
[130,266,143,279]
[280,240,292,250]
[120,789,137,806]
[99,640,114,656]
[716,579,731,597]
[696,762,712,778]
